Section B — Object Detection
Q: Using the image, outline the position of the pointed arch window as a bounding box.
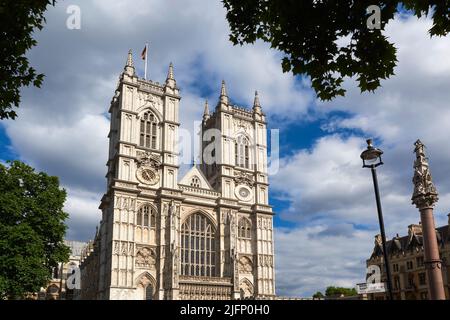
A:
[181,213,216,277]
[137,205,156,228]
[238,218,252,239]
[235,135,250,169]
[140,111,158,149]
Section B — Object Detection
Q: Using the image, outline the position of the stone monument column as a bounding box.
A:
[411,140,445,300]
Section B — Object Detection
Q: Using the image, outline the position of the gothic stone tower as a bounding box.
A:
[92,51,275,300]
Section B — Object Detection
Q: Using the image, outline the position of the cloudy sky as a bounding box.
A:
[1,1,450,297]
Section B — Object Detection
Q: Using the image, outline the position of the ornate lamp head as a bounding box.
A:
[360,139,384,168]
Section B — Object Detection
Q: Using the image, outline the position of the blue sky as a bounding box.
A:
[1,0,450,297]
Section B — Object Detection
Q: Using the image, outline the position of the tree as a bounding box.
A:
[0,0,56,120]
[325,286,358,297]
[313,291,324,299]
[223,0,450,100]
[0,161,69,299]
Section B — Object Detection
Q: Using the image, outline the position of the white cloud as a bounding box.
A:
[275,225,374,297]
[64,188,102,241]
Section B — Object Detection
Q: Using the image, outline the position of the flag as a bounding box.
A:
[141,45,147,60]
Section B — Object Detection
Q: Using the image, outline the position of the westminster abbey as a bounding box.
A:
[78,50,275,300]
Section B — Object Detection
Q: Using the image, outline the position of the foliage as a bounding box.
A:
[0,161,69,299]
[325,286,358,297]
[313,291,324,299]
[223,0,450,100]
[0,0,56,120]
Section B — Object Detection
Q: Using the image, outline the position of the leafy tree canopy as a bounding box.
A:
[223,0,450,100]
[0,161,69,299]
[325,286,358,297]
[313,291,325,299]
[0,0,56,120]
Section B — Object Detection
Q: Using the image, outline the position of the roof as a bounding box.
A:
[178,165,214,190]
[370,224,449,259]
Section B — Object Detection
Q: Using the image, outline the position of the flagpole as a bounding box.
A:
[144,43,148,80]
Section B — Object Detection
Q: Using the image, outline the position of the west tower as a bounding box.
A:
[81,51,275,300]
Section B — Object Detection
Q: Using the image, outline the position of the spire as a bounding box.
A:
[253,90,262,114]
[220,80,228,104]
[167,62,174,80]
[124,49,135,76]
[412,139,438,209]
[165,62,176,88]
[126,49,134,67]
[203,99,210,121]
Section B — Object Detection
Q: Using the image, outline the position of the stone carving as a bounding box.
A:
[114,241,120,255]
[234,171,255,187]
[121,242,128,255]
[136,151,161,169]
[128,243,134,256]
[138,92,163,110]
[239,279,254,299]
[234,119,251,132]
[135,247,156,268]
[115,196,135,209]
[238,256,253,273]
[374,234,383,248]
[412,140,439,208]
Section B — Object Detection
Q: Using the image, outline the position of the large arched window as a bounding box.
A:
[181,213,216,277]
[235,135,250,169]
[137,205,156,228]
[140,111,158,149]
[238,218,252,239]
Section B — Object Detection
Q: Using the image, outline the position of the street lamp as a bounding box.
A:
[360,139,394,300]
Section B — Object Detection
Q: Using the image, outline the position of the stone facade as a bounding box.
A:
[366,214,450,300]
[78,51,275,300]
[37,240,85,300]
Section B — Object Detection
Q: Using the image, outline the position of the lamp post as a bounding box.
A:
[360,139,394,300]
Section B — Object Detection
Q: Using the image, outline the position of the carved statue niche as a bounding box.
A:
[239,279,254,299]
[135,247,156,268]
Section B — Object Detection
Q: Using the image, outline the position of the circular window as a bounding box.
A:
[235,186,252,201]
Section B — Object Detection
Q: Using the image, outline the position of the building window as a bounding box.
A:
[235,135,250,169]
[181,213,216,277]
[416,256,424,267]
[394,276,401,290]
[419,272,427,286]
[408,276,415,288]
[406,260,413,270]
[139,111,158,149]
[238,218,251,239]
[137,205,156,228]
[392,263,399,272]
[190,176,200,188]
